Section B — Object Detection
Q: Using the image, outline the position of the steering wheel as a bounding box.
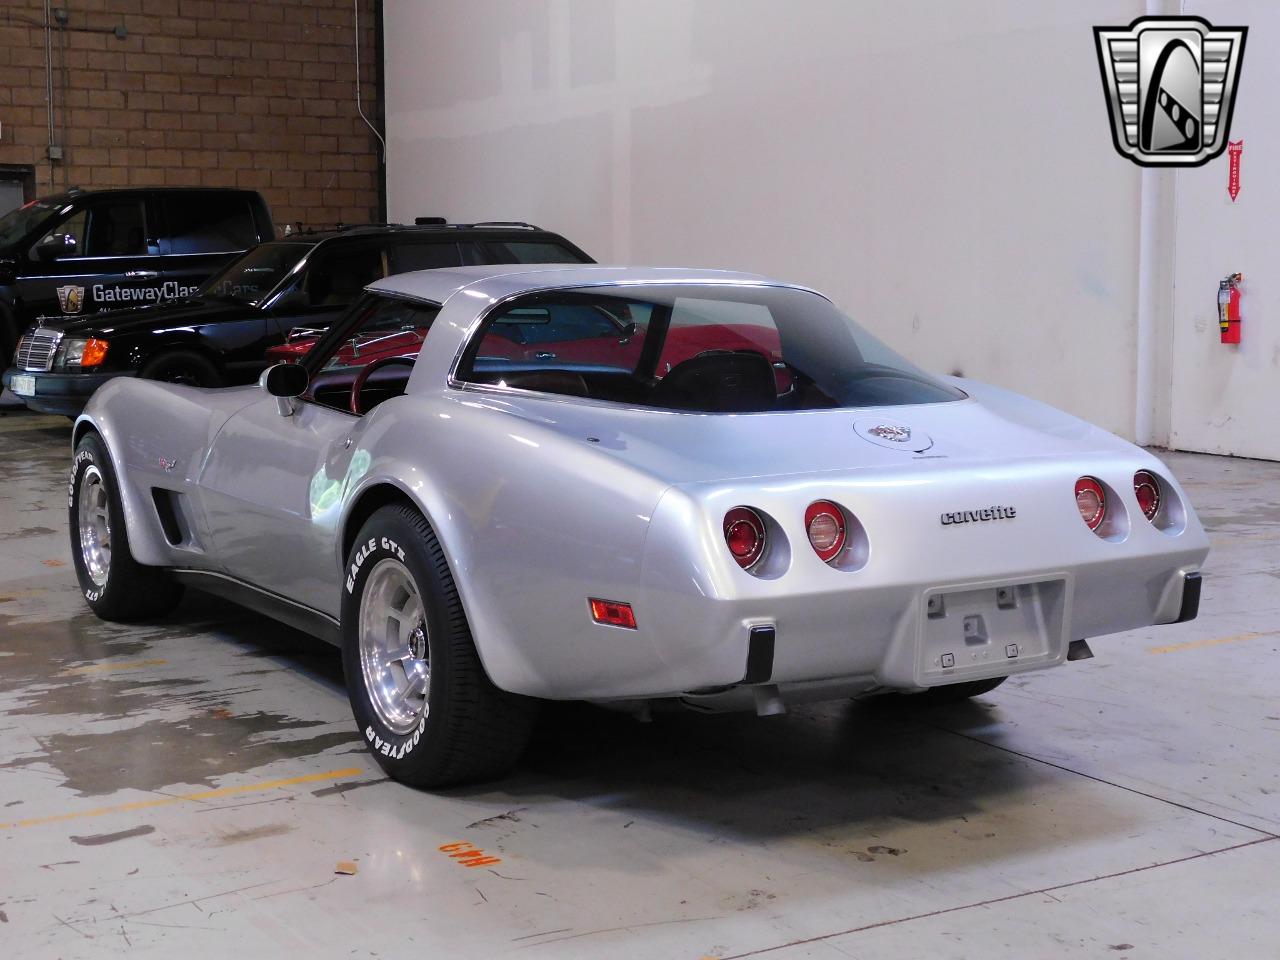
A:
[350,356,417,415]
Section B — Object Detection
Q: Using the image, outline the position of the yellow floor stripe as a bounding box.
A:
[0,767,364,831]
[60,658,167,675]
[1147,631,1277,655]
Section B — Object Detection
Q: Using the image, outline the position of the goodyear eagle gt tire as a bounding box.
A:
[69,433,184,621]
[341,504,536,787]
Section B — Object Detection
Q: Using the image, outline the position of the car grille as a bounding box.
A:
[14,329,63,372]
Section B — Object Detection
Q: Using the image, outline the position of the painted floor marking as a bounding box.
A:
[0,767,363,831]
[1147,630,1278,655]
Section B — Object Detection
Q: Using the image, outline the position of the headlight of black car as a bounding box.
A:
[57,338,109,370]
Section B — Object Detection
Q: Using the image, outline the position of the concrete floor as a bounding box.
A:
[1,408,1278,960]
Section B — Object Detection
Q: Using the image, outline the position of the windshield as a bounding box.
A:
[0,199,63,249]
[201,242,311,304]
[459,283,965,412]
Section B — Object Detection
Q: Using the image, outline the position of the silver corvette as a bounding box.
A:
[70,265,1209,785]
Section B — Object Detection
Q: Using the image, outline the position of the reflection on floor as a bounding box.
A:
[1,408,1278,958]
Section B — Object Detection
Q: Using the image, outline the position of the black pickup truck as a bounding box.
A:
[0,186,274,362]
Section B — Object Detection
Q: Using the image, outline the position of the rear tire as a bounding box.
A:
[69,433,184,621]
[140,350,223,387]
[340,504,537,787]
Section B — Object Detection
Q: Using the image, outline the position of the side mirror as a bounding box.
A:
[35,234,76,262]
[260,362,309,417]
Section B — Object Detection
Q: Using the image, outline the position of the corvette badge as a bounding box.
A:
[868,424,912,442]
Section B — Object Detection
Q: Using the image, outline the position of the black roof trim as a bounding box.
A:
[281,222,561,241]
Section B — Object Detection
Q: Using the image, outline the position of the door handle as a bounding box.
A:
[125,270,159,279]
[534,351,557,360]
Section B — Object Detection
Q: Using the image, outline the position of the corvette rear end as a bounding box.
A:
[635,444,1204,709]
[467,385,1208,708]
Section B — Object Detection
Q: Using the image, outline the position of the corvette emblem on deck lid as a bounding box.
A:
[854,418,934,453]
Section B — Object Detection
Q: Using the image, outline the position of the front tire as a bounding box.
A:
[340,504,536,787]
[0,305,17,369]
[139,350,223,387]
[69,433,184,621]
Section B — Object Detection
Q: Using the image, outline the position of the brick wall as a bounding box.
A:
[0,0,383,231]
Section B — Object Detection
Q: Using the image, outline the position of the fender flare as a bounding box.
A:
[338,473,505,688]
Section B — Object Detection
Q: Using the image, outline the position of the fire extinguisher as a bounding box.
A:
[1218,273,1242,344]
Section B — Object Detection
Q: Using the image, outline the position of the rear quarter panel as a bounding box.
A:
[341,392,673,697]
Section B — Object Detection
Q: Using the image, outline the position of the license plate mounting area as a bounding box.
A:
[918,576,1069,685]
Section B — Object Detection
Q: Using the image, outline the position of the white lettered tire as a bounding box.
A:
[340,504,537,787]
[69,433,184,621]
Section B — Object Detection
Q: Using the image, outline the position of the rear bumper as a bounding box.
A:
[621,561,1203,700]
[2,367,129,415]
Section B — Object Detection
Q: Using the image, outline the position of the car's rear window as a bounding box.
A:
[164,194,260,254]
[457,284,964,412]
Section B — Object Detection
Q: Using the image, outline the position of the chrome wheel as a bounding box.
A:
[77,465,111,588]
[359,558,430,735]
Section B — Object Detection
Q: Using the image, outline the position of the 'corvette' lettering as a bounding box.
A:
[941,505,1017,526]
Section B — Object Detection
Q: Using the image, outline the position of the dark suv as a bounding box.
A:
[0,187,274,361]
[3,221,592,415]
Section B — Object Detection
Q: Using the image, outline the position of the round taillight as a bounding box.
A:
[1134,470,1161,521]
[805,500,846,563]
[723,507,766,569]
[1075,477,1106,531]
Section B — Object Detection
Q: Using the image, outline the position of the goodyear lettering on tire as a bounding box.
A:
[364,713,428,760]
[69,448,94,508]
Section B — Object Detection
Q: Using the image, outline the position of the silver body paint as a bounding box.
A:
[77,266,1209,702]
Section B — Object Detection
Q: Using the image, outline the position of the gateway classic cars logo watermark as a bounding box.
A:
[53,280,201,314]
[1094,16,1246,167]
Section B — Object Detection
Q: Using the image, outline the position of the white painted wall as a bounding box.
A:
[1167,0,1280,459]
[385,1,1149,436]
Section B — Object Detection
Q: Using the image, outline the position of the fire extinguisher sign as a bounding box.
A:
[1227,140,1243,201]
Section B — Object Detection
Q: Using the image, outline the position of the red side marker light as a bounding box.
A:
[589,598,637,629]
